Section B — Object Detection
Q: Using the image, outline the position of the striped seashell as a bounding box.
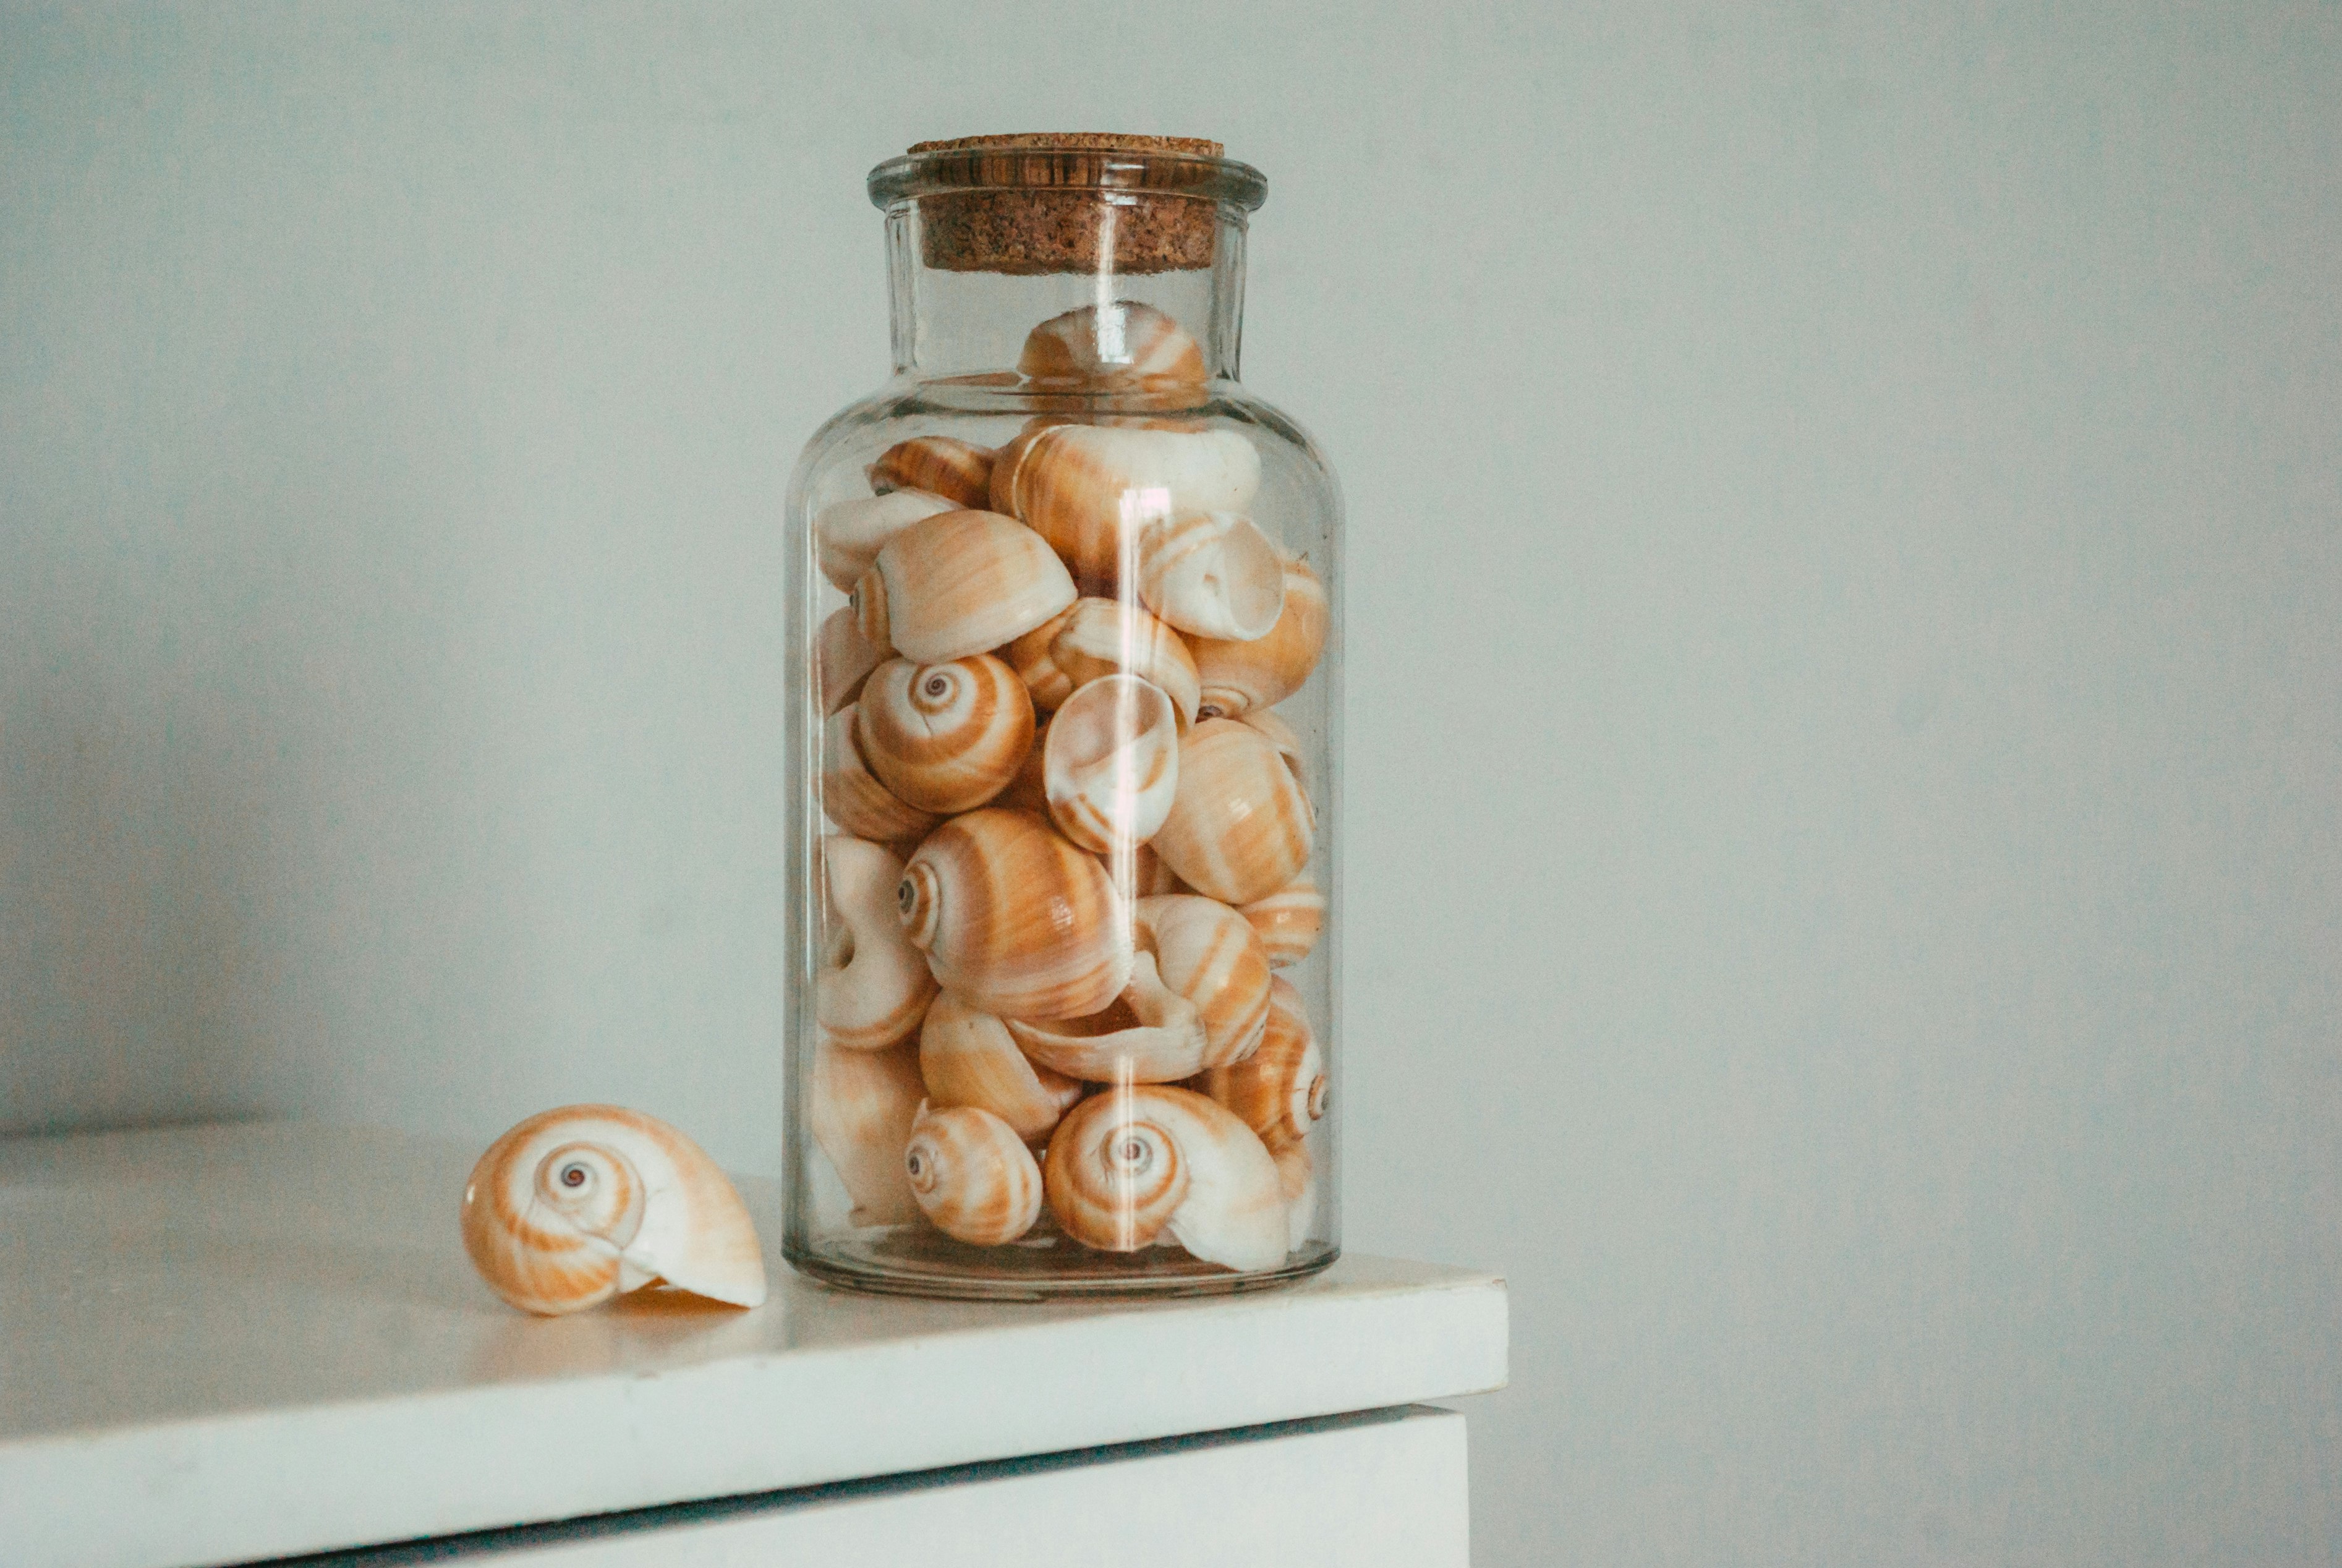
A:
[1190,555,1329,718]
[992,425,1261,585]
[820,707,940,844]
[896,808,1133,1021]
[1239,872,1324,968]
[1018,300,1207,388]
[809,1037,926,1227]
[854,511,1078,663]
[460,1105,765,1315]
[1006,950,1206,1084]
[1042,1084,1287,1271]
[919,991,1084,1144]
[999,601,1081,711]
[858,654,1036,814]
[1149,718,1315,906]
[869,436,994,511]
[1193,974,1323,1148]
[816,835,938,1050]
[815,489,955,592]
[1043,675,1180,854]
[1048,598,1202,727]
[1135,511,1286,642]
[904,1101,1044,1246]
[1135,894,1271,1067]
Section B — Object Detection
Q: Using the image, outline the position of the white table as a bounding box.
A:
[0,1123,1507,1566]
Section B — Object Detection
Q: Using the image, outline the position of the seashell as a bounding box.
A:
[999,601,1079,710]
[991,714,1052,814]
[1194,975,1324,1148]
[896,807,1133,1020]
[857,654,1036,814]
[854,511,1078,663]
[820,707,940,843]
[461,1105,766,1316]
[1007,950,1207,1083]
[1048,598,1203,727]
[1235,708,1306,786]
[870,436,994,511]
[1126,842,1193,898]
[1149,718,1316,905]
[1135,894,1272,1067]
[1190,555,1329,718]
[815,489,955,592]
[1271,1138,1316,1253]
[817,835,939,1050]
[1043,1084,1287,1271]
[993,425,1261,584]
[809,1038,926,1227]
[1135,511,1286,641]
[1240,872,1325,968]
[1019,300,1207,388]
[919,991,1084,1144]
[1043,675,1180,853]
[904,1101,1044,1245]
[819,605,887,717]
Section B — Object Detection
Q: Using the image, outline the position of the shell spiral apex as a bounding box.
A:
[460,1105,767,1316]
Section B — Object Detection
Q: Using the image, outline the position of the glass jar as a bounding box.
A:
[783,134,1340,1299]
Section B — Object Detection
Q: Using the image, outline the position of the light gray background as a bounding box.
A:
[4,3,2337,1563]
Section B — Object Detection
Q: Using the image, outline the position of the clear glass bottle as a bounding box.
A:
[783,135,1339,1299]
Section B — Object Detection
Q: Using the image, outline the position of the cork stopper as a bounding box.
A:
[870,134,1266,277]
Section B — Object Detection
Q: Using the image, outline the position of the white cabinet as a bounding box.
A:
[0,1125,1505,1567]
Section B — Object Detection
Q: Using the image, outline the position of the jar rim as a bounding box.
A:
[867,139,1267,214]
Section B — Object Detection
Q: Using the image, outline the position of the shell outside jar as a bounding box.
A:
[785,134,1342,1300]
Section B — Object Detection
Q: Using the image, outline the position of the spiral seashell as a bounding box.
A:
[1048,598,1203,727]
[904,1101,1044,1246]
[856,654,1036,814]
[1044,675,1180,854]
[1190,555,1329,718]
[854,511,1078,663]
[1235,708,1306,787]
[460,1105,766,1316]
[1018,300,1206,388]
[1043,1084,1287,1271]
[896,808,1133,1020]
[1272,1137,1316,1253]
[1124,842,1194,898]
[1149,718,1316,906]
[1194,975,1322,1148]
[819,605,887,717]
[1007,950,1207,1083]
[1135,894,1273,1067]
[810,1038,926,1227]
[869,436,994,511]
[999,601,1080,711]
[919,990,1084,1144]
[817,835,939,1050]
[992,425,1261,586]
[1135,511,1286,642]
[1240,872,1324,968]
[815,489,955,592]
[820,707,940,844]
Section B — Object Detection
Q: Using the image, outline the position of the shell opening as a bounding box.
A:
[1307,1074,1329,1122]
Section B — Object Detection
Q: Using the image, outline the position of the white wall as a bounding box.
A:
[4,3,2337,1562]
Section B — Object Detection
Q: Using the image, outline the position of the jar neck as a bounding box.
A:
[884,200,1248,383]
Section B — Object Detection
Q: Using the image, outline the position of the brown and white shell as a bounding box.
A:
[919,990,1085,1144]
[854,511,1078,663]
[1149,718,1316,906]
[1049,599,1203,727]
[461,1105,766,1315]
[1006,894,1267,1083]
[1193,975,1324,1149]
[1190,555,1329,718]
[809,1038,926,1227]
[904,1101,1044,1246]
[896,808,1134,1020]
[1043,674,1181,854]
[1005,950,1206,1083]
[1042,1084,1288,1272]
[870,437,994,511]
[1136,511,1286,642]
[1018,301,1206,388]
[815,489,955,592]
[816,835,938,1050]
[858,654,1036,814]
[820,707,940,844]
[818,605,887,717]
[1240,873,1325,968]
[999,602,1081,711]
[992,425,1261,585]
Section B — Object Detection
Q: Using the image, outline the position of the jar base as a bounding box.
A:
[785,1231,1340,1303]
